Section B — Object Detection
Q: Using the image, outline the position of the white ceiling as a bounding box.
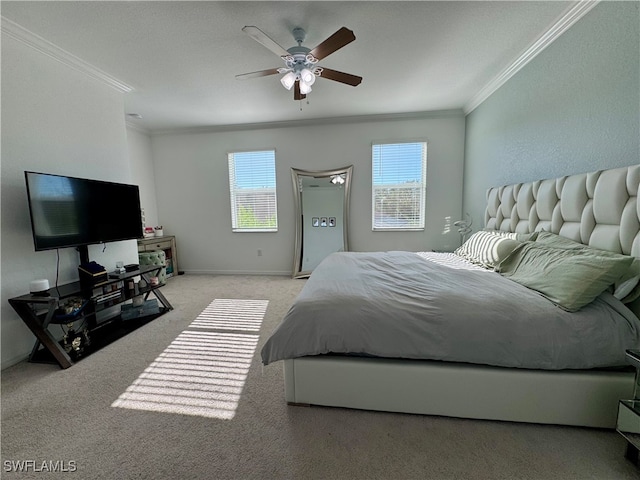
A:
[2,1,577,132]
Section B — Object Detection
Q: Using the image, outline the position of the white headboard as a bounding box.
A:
[485,165,640,258]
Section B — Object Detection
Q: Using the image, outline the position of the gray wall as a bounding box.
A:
[1,34,139,368]
[127,127,160,229]
[150,113,466,275]
[463,1,639,228]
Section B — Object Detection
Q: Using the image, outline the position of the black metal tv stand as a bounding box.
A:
[8,265,172,369]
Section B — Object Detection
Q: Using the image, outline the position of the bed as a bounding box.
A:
[262,164,640,428]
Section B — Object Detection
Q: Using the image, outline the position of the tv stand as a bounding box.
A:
[77,244,90,266]
[8,265,172,369]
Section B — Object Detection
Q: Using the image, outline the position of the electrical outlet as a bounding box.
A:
[257,249,262,257]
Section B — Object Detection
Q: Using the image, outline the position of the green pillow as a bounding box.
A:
[534,231,587,250]
[498,242,634,312]
[535,231,640,303]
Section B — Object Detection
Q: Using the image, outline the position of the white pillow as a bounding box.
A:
[614,275,640,300]
[454,230,521,269]
[613,258,640,303]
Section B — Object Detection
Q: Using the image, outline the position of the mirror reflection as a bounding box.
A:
[291,166,352,278]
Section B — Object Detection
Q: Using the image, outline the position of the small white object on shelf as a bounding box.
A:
[29,279,50,294]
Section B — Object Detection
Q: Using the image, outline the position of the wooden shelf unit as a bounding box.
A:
[137,235,179,278]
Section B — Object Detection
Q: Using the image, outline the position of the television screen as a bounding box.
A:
[25,171,143,251]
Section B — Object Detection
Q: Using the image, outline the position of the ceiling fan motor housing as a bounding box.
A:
[292,27,306,45]
[283,46,321,77]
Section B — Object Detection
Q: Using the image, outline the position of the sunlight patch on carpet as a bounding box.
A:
[189,299,268,332]
[111,299,268,419]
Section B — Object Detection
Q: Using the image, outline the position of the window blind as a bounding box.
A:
[371,142,427,230]
[228,150,278,232]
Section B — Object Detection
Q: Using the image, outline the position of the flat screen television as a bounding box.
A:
[24,171,143,256]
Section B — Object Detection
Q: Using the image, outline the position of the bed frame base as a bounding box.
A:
[284,356,634,428]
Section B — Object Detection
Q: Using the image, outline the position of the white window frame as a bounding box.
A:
[228,149,278,232]
[371,141,427,231]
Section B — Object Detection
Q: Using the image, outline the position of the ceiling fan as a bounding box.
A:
[236,26,363,100]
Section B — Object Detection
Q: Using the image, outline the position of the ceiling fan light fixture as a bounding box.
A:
[305,53,319,64]
[299,81,312,95]
[238,26,361,100]
[280,71,297,90]
[300,68,315,85]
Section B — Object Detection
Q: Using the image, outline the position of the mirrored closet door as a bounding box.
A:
[291,166,353,278]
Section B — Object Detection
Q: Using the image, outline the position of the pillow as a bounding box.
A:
[534,231,586,250]
[614,258,640,303]
[454,230,521,269]
[497,242,634,312]
[482,229,538,243]
[615,275,640,301]
[535,231,640,303]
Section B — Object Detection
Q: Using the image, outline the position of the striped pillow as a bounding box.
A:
[483,229,538,243]
[484,230,518,239]
[454,230,521,269]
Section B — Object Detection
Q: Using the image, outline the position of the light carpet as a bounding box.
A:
[1,274,638,479]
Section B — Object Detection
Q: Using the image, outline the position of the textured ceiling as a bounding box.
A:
[2,1,575,132]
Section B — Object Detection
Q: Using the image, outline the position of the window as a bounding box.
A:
[372,142,427,230]
[228,150,278,232]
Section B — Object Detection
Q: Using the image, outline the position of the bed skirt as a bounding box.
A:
[283,356,635,428]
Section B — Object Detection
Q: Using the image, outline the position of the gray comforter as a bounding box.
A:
[261,251,640,369]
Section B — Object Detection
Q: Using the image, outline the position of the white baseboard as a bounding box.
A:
[2,353,29,371]
[183,269,291,276]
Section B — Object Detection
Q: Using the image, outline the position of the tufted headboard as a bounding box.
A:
[485,165,640,258]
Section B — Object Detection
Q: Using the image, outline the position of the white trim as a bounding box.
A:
[463,0,600,114]
[185,269,291,276]
[1,353,29,371]
[228,150,279,232]
[151,110,464,136]
[125,121,151,135]
[371,141,428,231]
[1,16,133,93]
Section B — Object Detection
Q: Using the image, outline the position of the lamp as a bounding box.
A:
[279,52,322,96]
[453,213,473,245]
[280,71,297,90]
[300,68,315,85]
[330,174,345,185]
[299,81,312,95]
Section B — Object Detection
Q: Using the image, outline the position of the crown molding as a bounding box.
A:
[125,121,151,135]
[463,0,600,114]
[1,16,133,93]
[151,109,465,136]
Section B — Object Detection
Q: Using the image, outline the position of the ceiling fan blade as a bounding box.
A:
[309,27,356,61]
[294,81,306,101]
[235,68,281,80]
[242,26,290,58]
[319,68,362,87]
